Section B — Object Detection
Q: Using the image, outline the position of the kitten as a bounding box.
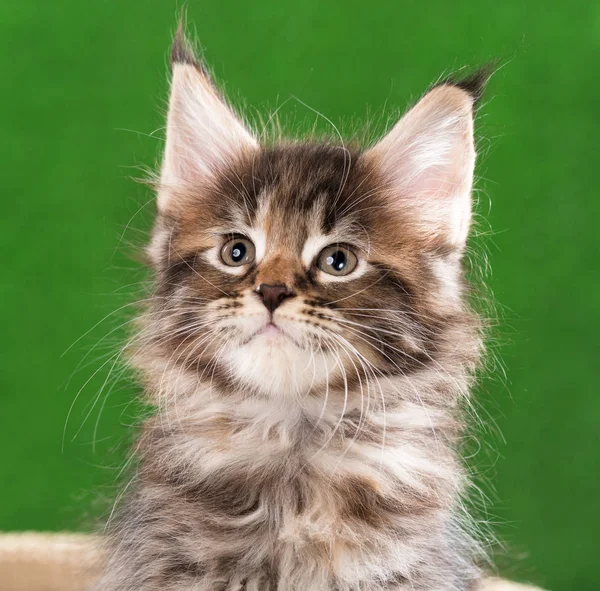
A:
[94,28,489,591]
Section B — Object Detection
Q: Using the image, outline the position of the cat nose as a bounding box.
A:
[256,284,295,313]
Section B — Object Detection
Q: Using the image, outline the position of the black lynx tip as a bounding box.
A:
[439,63,497,105]
[171,24,198,67]
[170,22,211,79]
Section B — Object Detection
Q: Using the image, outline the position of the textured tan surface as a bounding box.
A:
[0,533,102,591]
[0,532,544,591]
[478,578,545,591]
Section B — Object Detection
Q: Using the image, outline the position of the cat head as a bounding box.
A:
[138,30,484,403]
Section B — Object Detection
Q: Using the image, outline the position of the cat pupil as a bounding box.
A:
[232,243,245,262]
[327,251,346,271]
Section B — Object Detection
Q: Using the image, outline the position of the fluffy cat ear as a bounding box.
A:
[159,29,257,211]
[366,77,484,249]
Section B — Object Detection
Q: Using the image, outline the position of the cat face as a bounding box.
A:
[139,34,482,400]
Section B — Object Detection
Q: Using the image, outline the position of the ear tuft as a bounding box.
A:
[170,23,211,77]
[436,64,495,106]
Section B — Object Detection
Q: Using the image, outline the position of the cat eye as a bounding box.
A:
[316,245,358,277]
[220,237,256,267]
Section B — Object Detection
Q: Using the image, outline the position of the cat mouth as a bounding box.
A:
[256,322,281,337]
[238,319,307,349]
[246,321,298,346]
[235,321,289,347]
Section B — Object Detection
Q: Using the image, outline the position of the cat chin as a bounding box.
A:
[222,331,338,397]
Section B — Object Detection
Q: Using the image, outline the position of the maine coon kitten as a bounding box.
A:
[94,29,490,591]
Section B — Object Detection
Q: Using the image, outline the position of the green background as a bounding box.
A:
[2,1,598,589]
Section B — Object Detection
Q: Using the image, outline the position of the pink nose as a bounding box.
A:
[256,284,295,312]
